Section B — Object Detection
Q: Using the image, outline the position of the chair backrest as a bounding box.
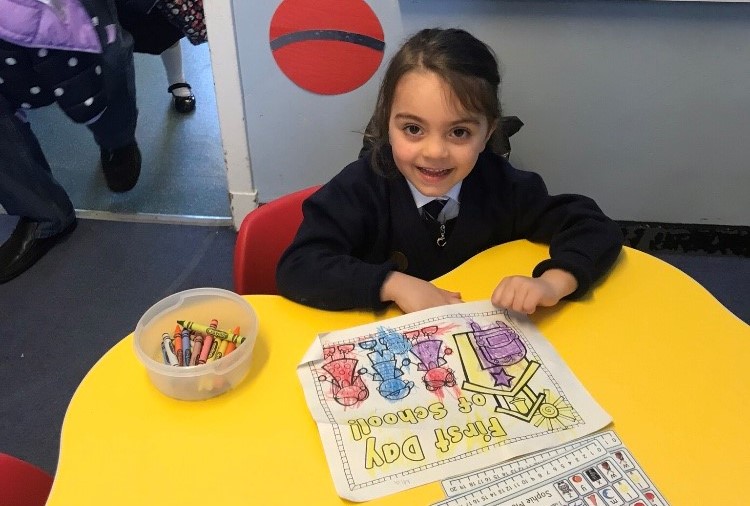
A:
[0,453,54,506]
[234,185,321,295]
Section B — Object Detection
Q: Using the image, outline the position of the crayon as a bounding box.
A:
[208,320,229,362]
[213,325,240,362]
[177,320,247,344]
[161,333,179,366]
[181,328,191,366]
[198,319,218,365]
[206,338,219,362]
[198,335,214,364]
[190,333,203,366]
[161,341,169,364]
[211,338,228,363]
[172,324,184,366]
[224,326,240,356]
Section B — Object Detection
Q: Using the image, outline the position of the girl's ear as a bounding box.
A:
[484,119,499,145]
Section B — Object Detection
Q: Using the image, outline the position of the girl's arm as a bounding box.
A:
[506,166,623,300]
[491,268,577,314]
[276,164,396,311]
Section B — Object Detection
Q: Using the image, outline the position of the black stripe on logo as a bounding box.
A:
[270,30,385,52]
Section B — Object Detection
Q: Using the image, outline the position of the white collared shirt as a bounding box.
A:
[406,180,462,223]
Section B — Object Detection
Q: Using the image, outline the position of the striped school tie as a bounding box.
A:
[421,199,449,247]
[421,199,448,223]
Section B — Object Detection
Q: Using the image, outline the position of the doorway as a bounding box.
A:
[25,40,231,224]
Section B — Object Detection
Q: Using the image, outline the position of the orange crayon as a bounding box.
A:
[172,324,184,366]
[224,326,240,356]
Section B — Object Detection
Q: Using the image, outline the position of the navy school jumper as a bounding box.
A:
[276,148,623,311]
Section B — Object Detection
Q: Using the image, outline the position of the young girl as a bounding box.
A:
[115,0,208,113]
[276,28,623,314]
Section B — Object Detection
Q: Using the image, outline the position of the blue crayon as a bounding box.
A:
[181,328,191,366]
[161,333,179,366]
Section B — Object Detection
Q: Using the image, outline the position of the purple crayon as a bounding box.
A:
[181,328,191,366]
[161,333,179,366]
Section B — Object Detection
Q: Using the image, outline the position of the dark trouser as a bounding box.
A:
[0,17,138,238]
[0,96,76,238]
[87,21,138,151]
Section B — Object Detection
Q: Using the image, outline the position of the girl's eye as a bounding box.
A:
[404,124,422,136]
[452,128,471,139]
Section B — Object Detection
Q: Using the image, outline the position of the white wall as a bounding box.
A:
[203,0,255,228]
[226,0,750,226]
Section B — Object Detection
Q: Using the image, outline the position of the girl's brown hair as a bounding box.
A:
[364,28,503,175]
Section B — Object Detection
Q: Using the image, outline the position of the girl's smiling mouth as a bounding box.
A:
[417,166,452,177]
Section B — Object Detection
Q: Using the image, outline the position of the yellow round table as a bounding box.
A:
[46,242,750,505]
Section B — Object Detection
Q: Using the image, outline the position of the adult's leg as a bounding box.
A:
[0,96,75,238]
[0,96,77,283]
[87,18,137,151]
[87,12,142,192]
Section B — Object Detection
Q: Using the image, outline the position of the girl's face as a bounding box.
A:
[388,70,495,197]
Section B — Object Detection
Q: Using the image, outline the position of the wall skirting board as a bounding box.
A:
[619,222,749,256]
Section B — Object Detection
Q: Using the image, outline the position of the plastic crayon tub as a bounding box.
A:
[134,288,258,401]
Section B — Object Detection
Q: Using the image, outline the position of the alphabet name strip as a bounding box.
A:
[436,431,669,506]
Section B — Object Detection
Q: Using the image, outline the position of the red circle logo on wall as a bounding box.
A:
[269,0,385,95]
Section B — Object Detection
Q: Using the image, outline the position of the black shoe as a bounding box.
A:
[168,82,196,113]
[0,218,77,284]
[100,141,141,192]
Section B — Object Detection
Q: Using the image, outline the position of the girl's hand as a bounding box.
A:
[381,272,463,313]
[491,269,577,314]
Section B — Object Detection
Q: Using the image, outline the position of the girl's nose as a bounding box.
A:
[422,135,448,159]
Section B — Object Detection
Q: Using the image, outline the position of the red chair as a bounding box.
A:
[0,453,54,506]
[234,185,321,295]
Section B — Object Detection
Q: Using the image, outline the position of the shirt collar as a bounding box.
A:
[406,180,462,208]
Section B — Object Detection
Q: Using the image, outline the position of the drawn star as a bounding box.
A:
[491,368,514,387]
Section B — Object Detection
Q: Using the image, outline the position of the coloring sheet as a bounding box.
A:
[297,301,611,502]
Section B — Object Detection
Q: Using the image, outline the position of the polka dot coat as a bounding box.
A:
[0,38,106,124]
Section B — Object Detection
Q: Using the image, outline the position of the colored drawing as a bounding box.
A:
[298,301,611,502]
[269,0,385,95]
[318,344,369,406]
